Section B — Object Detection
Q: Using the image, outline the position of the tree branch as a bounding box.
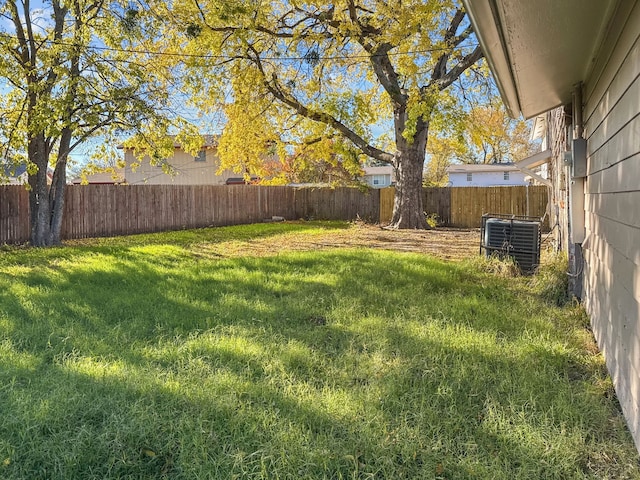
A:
[431,10,471,82]
[431,45,484,91]
[249,46,393,164]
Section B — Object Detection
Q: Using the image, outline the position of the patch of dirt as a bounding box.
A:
[308,225,480,260]
[234,222,482,261]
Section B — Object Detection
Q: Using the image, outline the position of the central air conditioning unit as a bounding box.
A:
[480,214,542,274]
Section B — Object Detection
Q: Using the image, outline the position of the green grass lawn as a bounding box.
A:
[0,221,638,479]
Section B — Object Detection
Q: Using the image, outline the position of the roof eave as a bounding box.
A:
[463,0,521,117]
[463,0,622,119]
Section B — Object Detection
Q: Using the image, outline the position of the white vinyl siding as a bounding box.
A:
[364,173,392,188]
[372,174,388,186]
[448,170,528,187]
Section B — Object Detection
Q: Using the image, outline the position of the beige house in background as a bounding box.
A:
[76,136,239,185]
[121,135,237,185]
[71,170,125,185]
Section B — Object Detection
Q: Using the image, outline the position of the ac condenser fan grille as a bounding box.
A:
[480,215,542,274]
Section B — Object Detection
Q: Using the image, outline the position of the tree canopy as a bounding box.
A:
[424,100,538,186]
[0,0,193,245]
[149,0,484,228]
[0,0,496,241]
[456,104,537,164]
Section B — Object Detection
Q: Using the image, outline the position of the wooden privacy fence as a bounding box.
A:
[0,185,30,244]
[0,184,379,244]
[380,185,548,228]
[449,186,548,228]
[380,187,452,224]
[1,184,547,244]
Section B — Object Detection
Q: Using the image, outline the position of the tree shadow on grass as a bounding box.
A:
[0,220,348,269]
[0,248,637,479]
[0,348,365,479]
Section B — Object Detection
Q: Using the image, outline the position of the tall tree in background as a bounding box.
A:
[157,0,483,229]
[459,105,537,164]
[423,99,538,185]
[0,1,186,246]
[423,136,464,186]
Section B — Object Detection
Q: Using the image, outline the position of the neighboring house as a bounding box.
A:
[71,170,125,185]
[225,176,259,185]
[362,165,394,188]
[120,135,237,185]
[446,163,530,187]
[2,163,28,185]
[1,162,53,185]
[464,0,640,451]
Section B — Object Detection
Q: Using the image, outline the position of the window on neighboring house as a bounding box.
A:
[504,171,510,180]
[466,173,472,182]
[371,174,389,186]
[194,150,207,162]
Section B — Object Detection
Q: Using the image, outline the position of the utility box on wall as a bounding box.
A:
[571,138,587,178]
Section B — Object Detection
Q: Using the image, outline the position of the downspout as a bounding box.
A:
[568,83,586,298]
[573,84,584,139]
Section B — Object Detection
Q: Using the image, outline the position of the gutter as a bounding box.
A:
[462,0,522,117]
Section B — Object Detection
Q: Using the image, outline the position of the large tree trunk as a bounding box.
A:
[48,159,67,245]
[28,136,52,247]
[390,148,429,229]
[28,173,66,247]
[48,132,72,245]
[27,135,66,247]
[388,115,430,229]
[28,173,53,247]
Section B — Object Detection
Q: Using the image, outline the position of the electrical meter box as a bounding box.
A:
[572,138,587,178]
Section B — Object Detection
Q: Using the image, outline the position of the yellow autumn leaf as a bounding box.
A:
[141,448,156,458]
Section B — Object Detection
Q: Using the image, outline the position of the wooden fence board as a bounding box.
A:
[450,185,549,228]
[1,184,548,245]
[379,188,395,224]
[424,188,452,225]
[379,186,547,228]
[0,186,30,244]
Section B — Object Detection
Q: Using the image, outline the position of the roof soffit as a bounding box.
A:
[464,0,619,118]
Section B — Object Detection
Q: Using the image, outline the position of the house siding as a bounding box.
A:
[363,174,392,188]
[448,170,528,187]
[124,148,235,185]
[582,0,640,450]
